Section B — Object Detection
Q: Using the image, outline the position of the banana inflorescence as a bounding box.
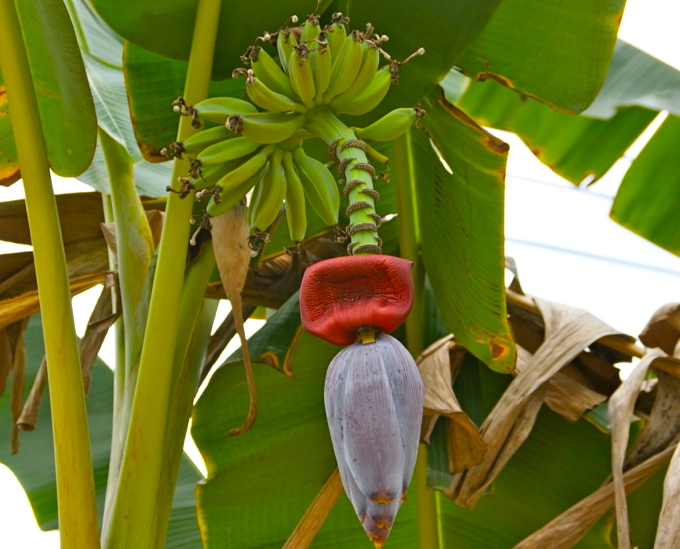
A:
[168,12,424,249]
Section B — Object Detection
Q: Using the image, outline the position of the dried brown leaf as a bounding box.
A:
[417,335,486,473]
[16,358,46,432]
[78,287,117,394]
[454,297,624,508]
[515,445,675,549]
[0,193,104,245]
[0,272,110,330]
[3,319,28,454]
[212,205,258,436]
[544,365,608,423]
[655,443,680,548]
[609,349,664,549]
[100,210,163,255]
[639,303,680,355]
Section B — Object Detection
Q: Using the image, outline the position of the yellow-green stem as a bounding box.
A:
[155,243,217,545]
[392,132,440,549]
[0,1,99,546]
[99,129,156,533]
[305,107,381,252]
[103,0,222,546]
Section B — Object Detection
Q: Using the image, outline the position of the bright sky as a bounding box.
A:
[1,0,680,546]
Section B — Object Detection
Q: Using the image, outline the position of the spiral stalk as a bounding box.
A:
[305,108,382,254]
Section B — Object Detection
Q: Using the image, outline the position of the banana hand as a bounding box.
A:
[181,125,233,157]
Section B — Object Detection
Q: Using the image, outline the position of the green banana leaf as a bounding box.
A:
[454,75,657,185]
[0,72,19,186]
[455,0,624,113]
[0,314,203,547]
[611,114,680,255]
[415,91,515,373]
[91,0,332,79]
[2,0,96,181]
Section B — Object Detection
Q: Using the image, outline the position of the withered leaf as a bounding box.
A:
[655,443,680,548]
[639,303,680,355]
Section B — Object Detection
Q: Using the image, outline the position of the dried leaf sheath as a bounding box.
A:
[211,204,257,435]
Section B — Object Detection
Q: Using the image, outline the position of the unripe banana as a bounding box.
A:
[328,41,379,108]
[226,112,306,144]
[193,97,258,124]
[206,167,263,217]
[246,74,306,113]
[292,146,339,227]
[282,151,308,242]
[181,125,233,157]
[312,44,332,105]
[190,162,234,191]
[300,14,321,45]
[248,148,287,233]
[353,108,424,142]
[196,136,261,166]
[214,144,274,194]
[326,13,348,59]
[288,46,316,109]
[333,65,391,116]
[277,28,298,74]
[322,32,364,103]
[250,45,299,99]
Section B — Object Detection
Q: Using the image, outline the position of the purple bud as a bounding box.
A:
[325,333,424,547]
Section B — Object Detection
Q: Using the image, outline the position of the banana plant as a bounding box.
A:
[1,0,680,548]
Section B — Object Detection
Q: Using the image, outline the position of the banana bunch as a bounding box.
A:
[168,12,425,250]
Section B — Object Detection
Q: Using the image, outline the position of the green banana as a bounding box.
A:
[206,167,263,217]
[248,148,287,233]
[250,45,299,99]
[333,65,391,116]
[311,42,332,104]
[277,28,298,74]
[326,13,348,59]
[181,125,233,157]
[213,144,274,194]
[196,136,261,166]
[322,32,364,103]
[353,107,423,141]
[226,112,306,144]
[282,151,308,242]
[288,47,316,109]
[245,74,306,113]
[190,162,234,191]
[328,41,379,108]
[193,97,258,124]
[292,146,339,227]
[301,14,321,45]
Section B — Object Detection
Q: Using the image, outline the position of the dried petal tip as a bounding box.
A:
[300,255,414,346]
[325,333,424,546]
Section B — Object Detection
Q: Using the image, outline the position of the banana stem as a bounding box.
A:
[392,132,440,548]
[305,107,382,253]
[0,1,99,546]
[102,0,222,546]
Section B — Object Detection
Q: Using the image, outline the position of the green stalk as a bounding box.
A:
[154,243,217,545]
[98,129,156,532]
[392,132,440,549]
[103,0,222,546]
[305,107,382,252]
[0,1,99,546]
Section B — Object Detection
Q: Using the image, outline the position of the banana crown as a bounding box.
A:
[168,12,424,249]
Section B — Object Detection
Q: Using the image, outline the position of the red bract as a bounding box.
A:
[299,255,414,346]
